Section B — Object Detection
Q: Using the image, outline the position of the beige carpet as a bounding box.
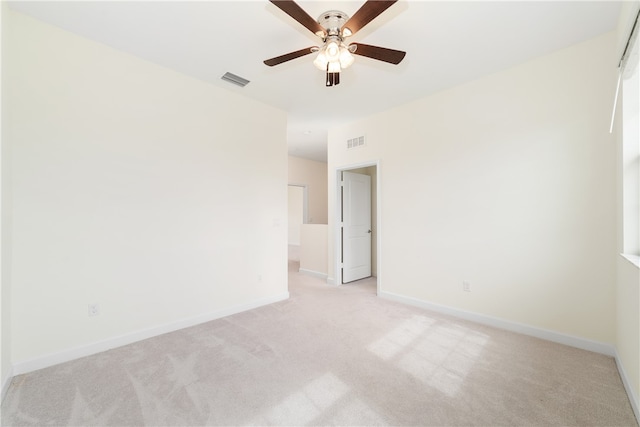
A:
[1,257,637,426]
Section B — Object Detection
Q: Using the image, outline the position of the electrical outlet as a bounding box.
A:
[88,303,100,317]
[462,281,471,292]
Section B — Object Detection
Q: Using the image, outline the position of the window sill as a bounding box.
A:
[620,253,640,269]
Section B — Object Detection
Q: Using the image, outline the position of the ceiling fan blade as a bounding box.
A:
[341,0,397,36]
[269,0,326,37]
[264,47,316,66]
[351,43,406,65]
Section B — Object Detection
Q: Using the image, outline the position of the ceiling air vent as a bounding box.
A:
[347,135,365,149]
[221,72,250,87]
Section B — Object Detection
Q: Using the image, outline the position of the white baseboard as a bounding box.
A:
[1,365,14,404]
[326,277,336,285]
[615,349,640,423]
[379,291,615,356]
[298,268,328,280]
[12,292,289,376]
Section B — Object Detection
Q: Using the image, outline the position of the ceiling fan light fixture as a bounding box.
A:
[326,40,340,61]
[339,45,355,69]
[327,61,341,73]
[314,40,354,71]
[313,51,328,70]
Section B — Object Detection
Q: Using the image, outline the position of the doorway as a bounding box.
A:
[334,162,380,293]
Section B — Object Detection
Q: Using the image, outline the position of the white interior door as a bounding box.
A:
[342,171,372,283]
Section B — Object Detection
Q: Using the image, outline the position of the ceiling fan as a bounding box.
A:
[264,0,406,87]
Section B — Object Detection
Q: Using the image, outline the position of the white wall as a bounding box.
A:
[615,1,640,415]
[6,11,288,367]
[300,224,328,277]
[288,156,328,224]
[288,185,304,245]
[1,0,13,401]
[328,32,618,344]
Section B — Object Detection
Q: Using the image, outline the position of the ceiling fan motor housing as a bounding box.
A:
[317,10,349,39]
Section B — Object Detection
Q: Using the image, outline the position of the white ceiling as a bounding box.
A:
[9,0,622,162]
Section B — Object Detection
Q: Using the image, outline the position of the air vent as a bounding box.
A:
[221,72,250,87]
[347,135,365,149]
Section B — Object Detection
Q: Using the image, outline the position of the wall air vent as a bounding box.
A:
[221,72,250,87]
[347,135,365,149]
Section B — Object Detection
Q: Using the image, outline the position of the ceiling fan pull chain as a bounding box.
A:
[326,63,332,86]
[325,71,340,87]
[326,64,335,87]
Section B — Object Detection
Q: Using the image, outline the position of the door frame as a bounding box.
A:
[333,160,382,294]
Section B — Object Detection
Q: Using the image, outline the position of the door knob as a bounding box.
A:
[367,230,372,233]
